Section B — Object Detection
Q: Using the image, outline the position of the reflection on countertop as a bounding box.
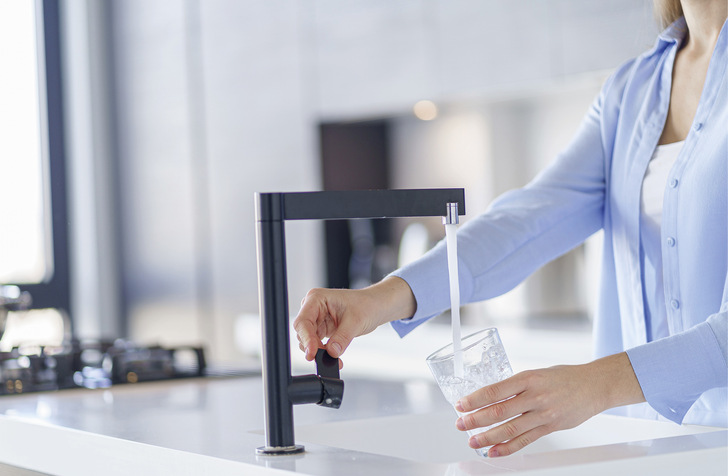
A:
[0,374,448,452]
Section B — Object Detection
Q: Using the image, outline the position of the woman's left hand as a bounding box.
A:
[454,352,645,457]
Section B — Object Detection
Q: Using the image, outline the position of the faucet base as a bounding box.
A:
[256,445,305,456]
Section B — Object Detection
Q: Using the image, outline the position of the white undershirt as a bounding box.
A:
[641,140,684,230]
[639,140,684,341]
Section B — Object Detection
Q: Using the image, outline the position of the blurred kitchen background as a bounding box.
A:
[0,0,659,378]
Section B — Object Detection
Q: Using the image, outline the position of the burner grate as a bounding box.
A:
[0,340,206,395]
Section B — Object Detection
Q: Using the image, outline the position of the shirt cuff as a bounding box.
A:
[626,312,728,423]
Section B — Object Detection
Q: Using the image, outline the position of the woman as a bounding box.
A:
[294,0,727,457]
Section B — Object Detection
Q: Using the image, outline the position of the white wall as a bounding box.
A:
[313,0,657,119]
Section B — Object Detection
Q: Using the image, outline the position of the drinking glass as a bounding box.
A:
[426,328,513,457]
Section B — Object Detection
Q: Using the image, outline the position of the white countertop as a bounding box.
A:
[0,374,724,476]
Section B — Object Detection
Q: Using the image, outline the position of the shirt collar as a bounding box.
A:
[658,16,688,44]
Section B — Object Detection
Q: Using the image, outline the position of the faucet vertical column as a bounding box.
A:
[255,193,303,454]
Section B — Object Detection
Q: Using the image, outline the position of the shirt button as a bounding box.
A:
[669,178,679,188]
[666,237,675,247]
[671,299,680,309]
[694,122,703,131]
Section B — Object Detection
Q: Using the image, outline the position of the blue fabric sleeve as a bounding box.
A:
[626,310,728,424]
[390,79,610,337]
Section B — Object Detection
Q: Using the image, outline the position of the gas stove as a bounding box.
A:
[0,339,206,395]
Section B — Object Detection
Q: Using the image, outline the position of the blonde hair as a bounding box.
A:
[654,0,684,29]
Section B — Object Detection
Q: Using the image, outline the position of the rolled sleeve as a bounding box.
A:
[626,311,728,423]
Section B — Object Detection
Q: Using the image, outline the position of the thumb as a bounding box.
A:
[326,320,359,359]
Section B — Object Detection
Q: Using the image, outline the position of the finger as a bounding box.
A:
[465,412,541,450]
[487,425,551,457]
[456,372,529,413]
[293,313,322,361]
[317,319,333,340]
[456,394,526,431]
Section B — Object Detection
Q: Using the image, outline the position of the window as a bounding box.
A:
[0,1,49,284]
[0,0,71,341]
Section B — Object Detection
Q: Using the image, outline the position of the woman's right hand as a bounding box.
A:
[293,276,417,361]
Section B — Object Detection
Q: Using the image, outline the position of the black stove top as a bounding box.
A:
[0,340,206,395]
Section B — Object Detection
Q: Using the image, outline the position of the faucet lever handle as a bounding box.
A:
[315,348,339,379]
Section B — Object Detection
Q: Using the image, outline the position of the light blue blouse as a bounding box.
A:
[391,17,728,427]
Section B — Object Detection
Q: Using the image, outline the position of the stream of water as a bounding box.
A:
[445,223,463,378]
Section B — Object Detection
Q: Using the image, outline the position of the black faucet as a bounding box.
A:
[254,189,465,455]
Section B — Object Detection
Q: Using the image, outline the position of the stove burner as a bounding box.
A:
[0,340,206,395]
